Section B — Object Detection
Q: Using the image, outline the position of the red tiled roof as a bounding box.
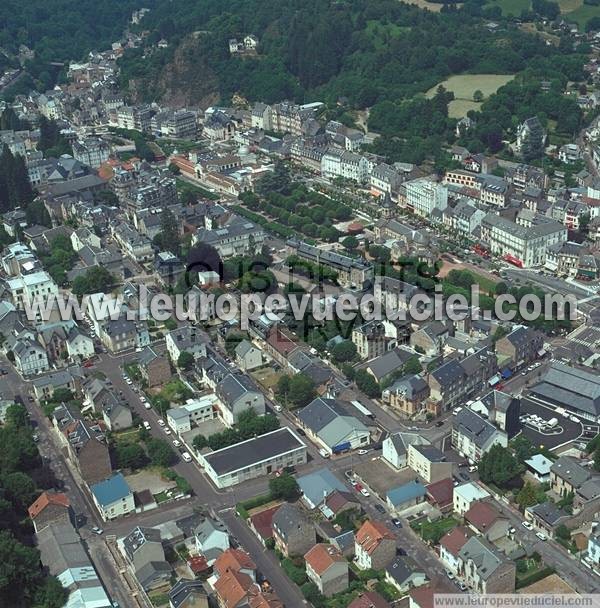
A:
[464,502,500,531]
[188,555,210,573]
[410,586,436,608]
[426,478,454,508]
[439,526,471,557]
[304,544,345,575]
[325,490,357,514]
[348,591,390,608]
[248,588,284,608]
[355,520,395,555]
[214,548,256,576]
[214,569,254,608]
[28,491,70,519]
[266,327,300,357]
[249,505,279,541]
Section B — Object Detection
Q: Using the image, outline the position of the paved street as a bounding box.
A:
[491,496,600,593]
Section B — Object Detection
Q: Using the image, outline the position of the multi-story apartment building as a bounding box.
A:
[286,239,374,290]
[370,163,402,195]
[321,148,370,183]
[495,326,543,368]
[480,214,567,268]
[151,109,197,139]
[428,347,497,411]
[458,537,516,593]
[6,270,59,311]
[192,215,265,258]
[72,137,110,168]
[116,105,153,132]
[405,179,448,217]
[451,408,508,462]
[352,320,387,360]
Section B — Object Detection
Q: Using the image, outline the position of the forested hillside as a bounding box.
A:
[118,0,586,108]
[0,0,150,91]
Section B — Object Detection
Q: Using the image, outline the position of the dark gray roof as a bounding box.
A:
[272,503,311,539]
[169,580,208,608]
[458,536,505,580]
[550,456,591,489]
[386,556,423,586]
[122,526,162,561]
[297,398,354,433]
[216,373,258,409]
[529,363,600,416]
[413,444,446,462]
[203,428,304,476]
[527,501,568,526]
[453,408,498,449]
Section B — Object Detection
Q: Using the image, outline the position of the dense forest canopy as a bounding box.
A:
[118,0,586,108]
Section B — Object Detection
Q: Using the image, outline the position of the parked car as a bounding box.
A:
[144,402,151,410]
[164,427,172,435]
[143,421,151,430]
[295,427,306,436]
[391,518,402,528]
[360,488,370,497]
[535,532,547,541]
[173,440,181,448]
[318,448,330,459]
[181,452,192,463]
[92,527,104,535]
[374,504,385,514]
[157,419,165,427]
[357,449,369,455]
[445,570,455,580]
[521,521,533,530]
[458,582,468,591]
[274,404,283,412]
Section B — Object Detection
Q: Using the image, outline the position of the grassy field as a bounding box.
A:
[565,3,600,27]
[427,74,515,100]
[400,0,447,12]
[447,99,482,118]
[485,0,530,15]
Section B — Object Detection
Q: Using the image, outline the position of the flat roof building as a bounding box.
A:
[199,427,307,488]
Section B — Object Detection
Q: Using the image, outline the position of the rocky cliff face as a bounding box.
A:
[129,35,221,108]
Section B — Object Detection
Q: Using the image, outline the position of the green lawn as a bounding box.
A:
[485,0,531,15]
[565,3,600,27]
[411,516,458,544]
[176,177,219,201]
[426,73,515,99]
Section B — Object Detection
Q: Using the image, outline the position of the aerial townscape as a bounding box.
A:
[3,1,600,608]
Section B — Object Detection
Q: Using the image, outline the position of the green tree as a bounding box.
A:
[331,340,357,363]
[473,89,484,102]
[3,471,37,510]
[193,435,208,451]
[177,351,195,371]
[478,444,522,488]
[269,473,300,501]
[225,332,246,356]
[115,443,147,469]
[72,266,115,295]
[342,235,359,251]
[153,207,180,254]
[355,369,381,398]
[147,439,176,467]
[287,374,316,408]
[403,356,423,375]
[516,482,541,509]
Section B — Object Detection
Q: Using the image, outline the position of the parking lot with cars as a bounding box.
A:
[520,397,583,449]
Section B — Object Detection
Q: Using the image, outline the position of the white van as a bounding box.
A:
[143,421,151,430]
[181,452,192,463]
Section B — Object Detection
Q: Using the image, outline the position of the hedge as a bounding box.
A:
[515,566,555,589]
[236,493,273,518]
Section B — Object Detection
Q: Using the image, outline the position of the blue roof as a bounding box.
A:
[386,480,426,506]
[297,468,347,507]
[91,473,131,507]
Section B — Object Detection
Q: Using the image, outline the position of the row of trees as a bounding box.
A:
[0,404,68,607]
[192,409,280,452]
